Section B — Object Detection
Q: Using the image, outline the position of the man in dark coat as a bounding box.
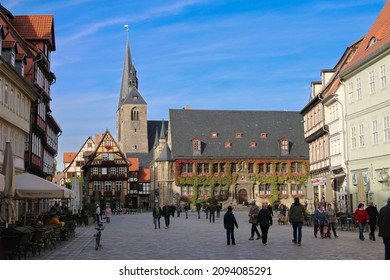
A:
[223,206,238,245]
[288,197,306,246]
[152,202,162,229]
[162,203,171,229]
[366,201,379,241]
[379,197,390,260]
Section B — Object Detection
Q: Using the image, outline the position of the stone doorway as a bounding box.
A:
[238,189,248,204]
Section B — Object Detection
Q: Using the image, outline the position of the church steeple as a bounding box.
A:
[116,26,148,154]
[118,26,145,109]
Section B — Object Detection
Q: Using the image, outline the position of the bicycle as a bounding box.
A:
[94,222,104,250]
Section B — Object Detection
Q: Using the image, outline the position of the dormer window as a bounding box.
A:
[280,138,289,155]
[368,37,378,48]
[224,141,232,148]
[192,138,201,155]
[235,132,243,138]
[249,141,257,148]
[260,132,268,138]
[211,132,218,138]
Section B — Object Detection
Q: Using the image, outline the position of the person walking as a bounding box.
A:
[184,203,190,219]
[209,202,216,223]
[325,203,338,238]
[258,203,273,245]
[204,203,209,219]
[95,203,102,224]
[171,204,176,218]
[162,203,171,229]
[366,201,379,241]
[379,197,390,260]
[104,206,112,223]
[267,203,274,217]
[288,197,306,246]
[223,206,239,245]
[216,203,221,218]
[176,204,181,217]
[354,203,369,241]
[248,201,261,240]
[314,205,326,238]
[196,202,202,219]
[152,202,162,229]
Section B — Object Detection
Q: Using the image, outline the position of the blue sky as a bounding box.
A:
[3,0,386,169]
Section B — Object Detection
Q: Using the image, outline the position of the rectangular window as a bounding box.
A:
[278,184,287,195]
[248,162,254,173]
[110,167,116,175]
[92,167,98,175]
[356,78,362,100]
[119,167,125,175]
[266,163,272,173]
[102,153,109,160]
[359,124,365,147]
[101,168,107,175]
[291,184,303,195]
[197,163,209,174]
[104,181,112,191]
[384,116,390,142]
[351,127,357,149]
[369,70,376,94]
[231,163,237,173]
[348,82,354,103]
[180,163,193,173]
[213,163,219,173]
[291,162,303,173]
[329,104,338,122]
[259,184,271,195]
[259,163,265,173]
[372,120,378,145]
[220,163,225,173]
[93,181,100,191]
[380,64,387,89]
[115,181,122,191]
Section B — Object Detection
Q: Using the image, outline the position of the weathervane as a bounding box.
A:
[124,24,129,41]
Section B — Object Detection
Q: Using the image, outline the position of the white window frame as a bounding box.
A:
[359,124,365,147]
[351,126,357,149]
[372,120,378,145]
[369,70,376,94]
[93,181,100,191]
[356,78,362,100]
[384,116,390,142]
[348,82,354,103]
[380,64,387,89]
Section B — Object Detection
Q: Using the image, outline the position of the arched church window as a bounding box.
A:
[131,107,139,120]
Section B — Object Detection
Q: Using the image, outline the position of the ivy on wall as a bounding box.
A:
[174,159,309,204]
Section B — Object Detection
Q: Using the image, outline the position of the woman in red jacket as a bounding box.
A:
[354,203,369,240]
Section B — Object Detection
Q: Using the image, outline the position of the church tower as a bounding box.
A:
[116,28,148,153]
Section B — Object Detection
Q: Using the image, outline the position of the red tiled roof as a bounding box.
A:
[341,1,390,75]
[10,15,55,48]
[63,152,77,163]
[128,158,139,171]
[2,40,16,48]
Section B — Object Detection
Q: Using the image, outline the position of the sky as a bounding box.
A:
[2,0,387,170]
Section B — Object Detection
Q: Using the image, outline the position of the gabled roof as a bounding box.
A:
[341,1,390,76]
[11,15,55,50]
[63,152,77,164]
[169,109,308,159]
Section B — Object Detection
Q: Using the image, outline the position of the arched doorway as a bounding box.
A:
[238,189,248,204]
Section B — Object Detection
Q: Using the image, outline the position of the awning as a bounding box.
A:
[15,173,70,199]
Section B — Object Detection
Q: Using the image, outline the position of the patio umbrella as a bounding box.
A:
[0,142,16,227]
[0,174,4,192]
[325,175,333,204]
[15,172,69,199]
[357,170,366,205]
[305,178,315,214]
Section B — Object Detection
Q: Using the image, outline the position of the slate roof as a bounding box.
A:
[169,109,308,160]
[125,120,168,168]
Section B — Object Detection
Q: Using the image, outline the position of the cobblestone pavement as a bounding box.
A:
[31,209,384,260]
